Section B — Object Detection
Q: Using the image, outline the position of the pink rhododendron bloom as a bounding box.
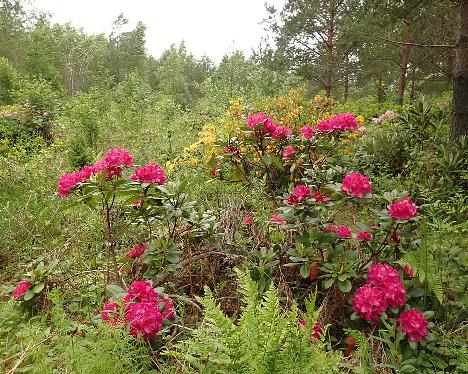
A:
[331,113,358,131]
[388,197,417,220]
[57,170,85,197]
[298,318,306,327]
[124,280,159,303]
[271,215,286,224]
[287,194,299,205]
[272,126,293,140]
[131,164,167,185]
[246,112,272,129]
[353,284,387,323]
[341,172,371,198]
[367,264,406,308]
[358,232,372,241]
[159,297,175,319]
[243,215,254,225]
[299,125,315,139]
[314,191,330,203]
[397,309,429,342]
[282,145,296,160]
[316,119,334,132]
[124,301,163,339]
[328,224,352,239]
[125,244,148,259]
[103,148,134,168]
[293,185,312,202]
[12,281,31,300]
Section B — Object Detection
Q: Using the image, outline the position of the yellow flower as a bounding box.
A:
[356,115,365,124]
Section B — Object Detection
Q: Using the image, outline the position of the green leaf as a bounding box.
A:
[32,283,45,294]
[337,279,352,293]
[270,155,285,171]
[23,290,35,301]
[299,263,312,278]
[105,284,126,300]
[323,277,335,289]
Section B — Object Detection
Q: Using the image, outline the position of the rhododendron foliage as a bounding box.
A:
[341,172,371,198]
[353,284,388,323]
[388,197,417,220]
[12,281,31,300]
[125,244,147,259]
[397,308,429,342]
[131,164,167,185]
[282,145,296,160]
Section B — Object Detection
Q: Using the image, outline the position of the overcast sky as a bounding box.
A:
[32,0,285,63]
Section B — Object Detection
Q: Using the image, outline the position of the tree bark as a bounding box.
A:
[397,19,412,105]
[324,3,335,97]
[452,0,468,139]
[377,73,384,103]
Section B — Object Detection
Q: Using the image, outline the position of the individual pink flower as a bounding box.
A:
[101,302,121,324]
[328,224,352,239]
[125,244,148,260]
[311,322,322,340]
[282,145,296,160]
[299,125,315,139]
[388,197,417,220]
[293,185,312,202]
[314,191,330,203]
[403,265,415,278]
[246,112,272,129]
[341,172,371,198]
[298,318,306,327]
[397,309,429,342]
[353,284,388,323]
[131,164,167,185]
[243,215,254,225]
[287,194,299,205]
[103,148,134,168]
[271,215,286,224]
[272,126,293,140]
[12,281,31,300]
[57,170,85,197]
[357,232,372,241]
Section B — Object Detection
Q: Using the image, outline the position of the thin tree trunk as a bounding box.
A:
[410,67,416,101]
[324,3,335,97]
[397,20,412,105]
[452,0,468,139]
[377,75,384,103]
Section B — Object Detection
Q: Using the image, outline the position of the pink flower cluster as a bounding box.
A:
[397,308,429,342]
[271,215,286,224]
[327,224,352,239]
[131,164,166,185]
[12,281,31,300]
[317,113,358,132]
[57,148,134,197]
[287,185,331,206]
[299,125,315,139]
[101,280,175,339]
[243,215,254,225]
[125,244,148,259]
[353,264,406,323]
[388,197,417,221]
[357,232,372,241]
[245,112,292,140]
[341,172,371,198]
[372,110,397,125]
[282,145,296,160]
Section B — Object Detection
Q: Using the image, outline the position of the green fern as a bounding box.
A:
[164,269,342,373]
[399,233,444,303]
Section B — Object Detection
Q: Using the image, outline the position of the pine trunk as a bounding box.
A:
[397,20,412,105]
[452,0,468,139]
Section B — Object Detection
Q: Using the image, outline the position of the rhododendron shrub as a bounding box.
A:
[100,280,175,340]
